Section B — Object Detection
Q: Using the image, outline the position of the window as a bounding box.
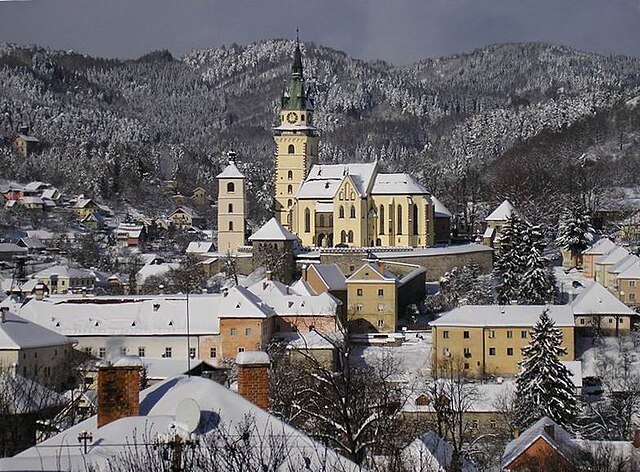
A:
[287,170,293,180]
[378,289,384,297]
[228,203,233,213]
[165,347,172,358]
[412,203,419,235]
[507,330,513,339]
[304,208,311,233]
[463,348,471,358]
[580,318,585,325]
[443,330,450,339]
[287,199,293,208]
[238,347,245,353]
[464,363,470,370]
[377,319,384,328]
[245,327,252,336]
[350,192,355,200]
[630,280,636,287]
[506,348,514,356]
[377,304,385,312]
[489,347,496,356]
[463,331,470,339]
[228,221,234,231]
[339,206,345,219]
[356,304,363,313]
[397,205,403,234]
[609,318,614,324]
[301,114,305,121]
[210,347,217,358]
[287,184,293,194]
[83,347,92,355]
[488,330,495,339]
[350,205,356,219]
[379,205,385,234]
[189,347,196,359]
[490,419,497,429]
[348,230,354,243]
[138,347,146,357]
[521,330,527,339]
[630,293,636,301]
[340,230,347,243]
[121,347,127,355]
[288,144,295,154]
[357,288,363,296]
[227,182,235,193]
[443,348,451,356]
[98,347,106,359]
[339,191,344,201]
[230,328,238,336]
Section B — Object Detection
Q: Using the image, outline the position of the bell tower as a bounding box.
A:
[274,36,319,229]
[216,151,246,253]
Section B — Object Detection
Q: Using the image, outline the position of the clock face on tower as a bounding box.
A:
[286,112,298,124]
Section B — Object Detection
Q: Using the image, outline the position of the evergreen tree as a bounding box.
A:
[556,206,594,267]
[494,214,528,304]
[520,224,556,304]
[514,310,579,431]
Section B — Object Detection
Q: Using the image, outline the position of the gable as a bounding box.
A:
[507,436,571,470]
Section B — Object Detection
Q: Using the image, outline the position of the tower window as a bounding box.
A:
[301,114,305,121]
[227,182,235,193]
[339,206,345,219]
[228,221,233,231]
[287,170,293,180]
[287,184,293,194]
[397,205,403,235]
[228,203,233,213]
[288,144,295,154]
[340,230,346,244]
[379,205,385,234]
[348,230,354,243]
[350,205,356,219]
[304,208,311,233]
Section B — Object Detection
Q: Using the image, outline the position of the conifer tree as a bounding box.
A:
[556,206,594,268]
[494,214,528,304]
[520,224,556,304]
[514,310,578,431]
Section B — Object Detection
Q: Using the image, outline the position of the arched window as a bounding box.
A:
[226,182,235,193]
[301,114,305,121]
[340,230,347,244]
[287,199,293,208]
[412,204,419,235]
[287,184,293,194]
[339,206,345,219]
[228,221,234,231]
[318,214,325,226]
[379,205,385,234]
[397,205,403,235]
[228,203,233,213]
[389,204,394,233]
[288,144,295,154]
[348,230,354,243]
[339,192,344,201]
[350,205,356,219]
[287,170,293,180]
[304,208,311,233]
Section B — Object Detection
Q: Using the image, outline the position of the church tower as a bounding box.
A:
[216,151,246,253]
[274,38,319,229]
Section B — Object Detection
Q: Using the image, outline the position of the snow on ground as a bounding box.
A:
[353,332,432,383]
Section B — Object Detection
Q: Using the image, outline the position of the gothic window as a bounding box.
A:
[348,230,354,243]
[228,203,233,213]
[350,205,356,219]
[379,205,385,234]
[388,204,394,233]
[228,221,233,231]
[287,170,293,180]
[339,206,345,218]
[288,144,295,154]
[340,230,347,244]
[227,182,235,193]
[412,203,419,235]
[287,199,293,208]
[397,205,403,235]
[304,208,311,233]
[287,184,293,194]
[339,191,344,200]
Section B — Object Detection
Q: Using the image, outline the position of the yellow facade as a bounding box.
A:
[346,263,397,333]
[432,324,575,377]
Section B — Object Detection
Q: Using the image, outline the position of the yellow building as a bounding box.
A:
[216,151,247,253]
[430,305,575,377]
[274,42,435,249]
[346,262,398,333]
[617,260,640,307]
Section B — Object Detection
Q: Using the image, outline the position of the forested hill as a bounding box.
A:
[1,40,639,228]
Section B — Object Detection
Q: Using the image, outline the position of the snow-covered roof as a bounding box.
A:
[278,330,340,350]
[570,282,636,316]
[315,202,334,213]
[347,262,397,282]
[582,237,616,255]
[140,357,206,379]
[16,134,39,143]
[429,305,575,328]
[186,241,215,254]
[41,188,59,200]
[431,195,452,218]
[170,206,201,219]
[290,278,316,295]
[73,198,97,209]
[0,372,65,415]
[371,173,430,195]
[219,285,274,319]
[0,310,72,350]
[618,260,640,279]
[502,416,577,469]
[298,162,377,199]
[24,181,48,191]
[216,161,245,179]
[608,254,640,275]
[31,265,96,280]
[248,217,298,241]
[19,196,44,205]
[2,375,359,472]
[403,432,476,472]
[0,243,27,254]
[26,229,55,241]
[18,237,45,249]
[136,262,178,284]
[596,246,630,266]
[485,199,515,222]
[309,263,347,291]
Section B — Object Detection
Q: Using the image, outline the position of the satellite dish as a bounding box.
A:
[174,398,201,433]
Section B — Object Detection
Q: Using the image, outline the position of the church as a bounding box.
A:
[218,40,441,252]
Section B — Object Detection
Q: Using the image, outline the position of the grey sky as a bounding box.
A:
[0,0,639,64]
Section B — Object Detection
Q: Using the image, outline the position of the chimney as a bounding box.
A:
[97,364,141,428]
[632,430,640,449]
[265,270,273,281]
[0,307,8,323]
[543,424,555,440]
[376,261,385,273]
[302,264,308,281]
[236,351,270,410]
[34,282,46,301]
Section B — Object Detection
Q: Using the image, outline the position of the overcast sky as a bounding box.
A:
[0,0,639,64]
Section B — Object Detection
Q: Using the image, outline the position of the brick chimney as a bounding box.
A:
[265,270,273,281]
[34,282,47,300]
[97,364,141,428]
[236,351,270,410]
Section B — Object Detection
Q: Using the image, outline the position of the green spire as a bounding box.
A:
[282,32,310,111]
